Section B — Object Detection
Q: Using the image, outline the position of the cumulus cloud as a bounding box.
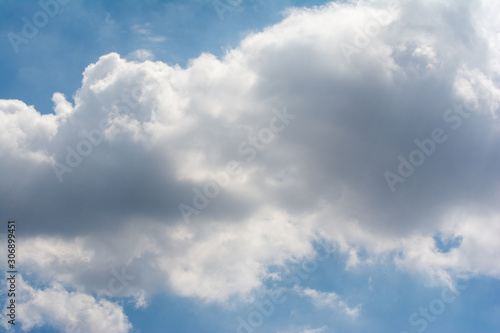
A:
[1,276,130,333]
[1,2,500,331]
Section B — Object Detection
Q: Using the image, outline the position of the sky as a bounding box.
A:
[1,0,500,332]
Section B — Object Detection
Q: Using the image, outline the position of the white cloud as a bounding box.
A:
[396,212,500,287]
[146,35,166,43]
[131,23,152,35]
[280,326,330,333]
[0,0,499,323]
[295,287,361,318]
[131,23,166,42]
[126,49,155,61]
[163,209,315,302]
[9,210,314,304]
[301,327,329,333]
[1,277,131,333]
[0,99,57,163]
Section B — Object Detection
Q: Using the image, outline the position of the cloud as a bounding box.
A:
[0,2,500,328]
[126,49,155,61]
[8,211,314,304]
[294,287,361,318]
[280,326,329,333]
[131,23,166,42]
[1,276,131,333]
[395,212,500,287]
[301,327,329,333]
[131,23,152,36]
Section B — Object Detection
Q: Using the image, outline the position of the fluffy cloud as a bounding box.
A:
[1,1,500,331]
[1,277,131,333]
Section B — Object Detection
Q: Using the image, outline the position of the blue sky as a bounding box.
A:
[1,1,500,332]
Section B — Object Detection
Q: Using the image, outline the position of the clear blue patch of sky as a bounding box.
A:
[433,233,463,253]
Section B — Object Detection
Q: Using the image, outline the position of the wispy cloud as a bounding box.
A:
[126,49,155,61]
[131,23,166,43]
[294,287,361,318]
